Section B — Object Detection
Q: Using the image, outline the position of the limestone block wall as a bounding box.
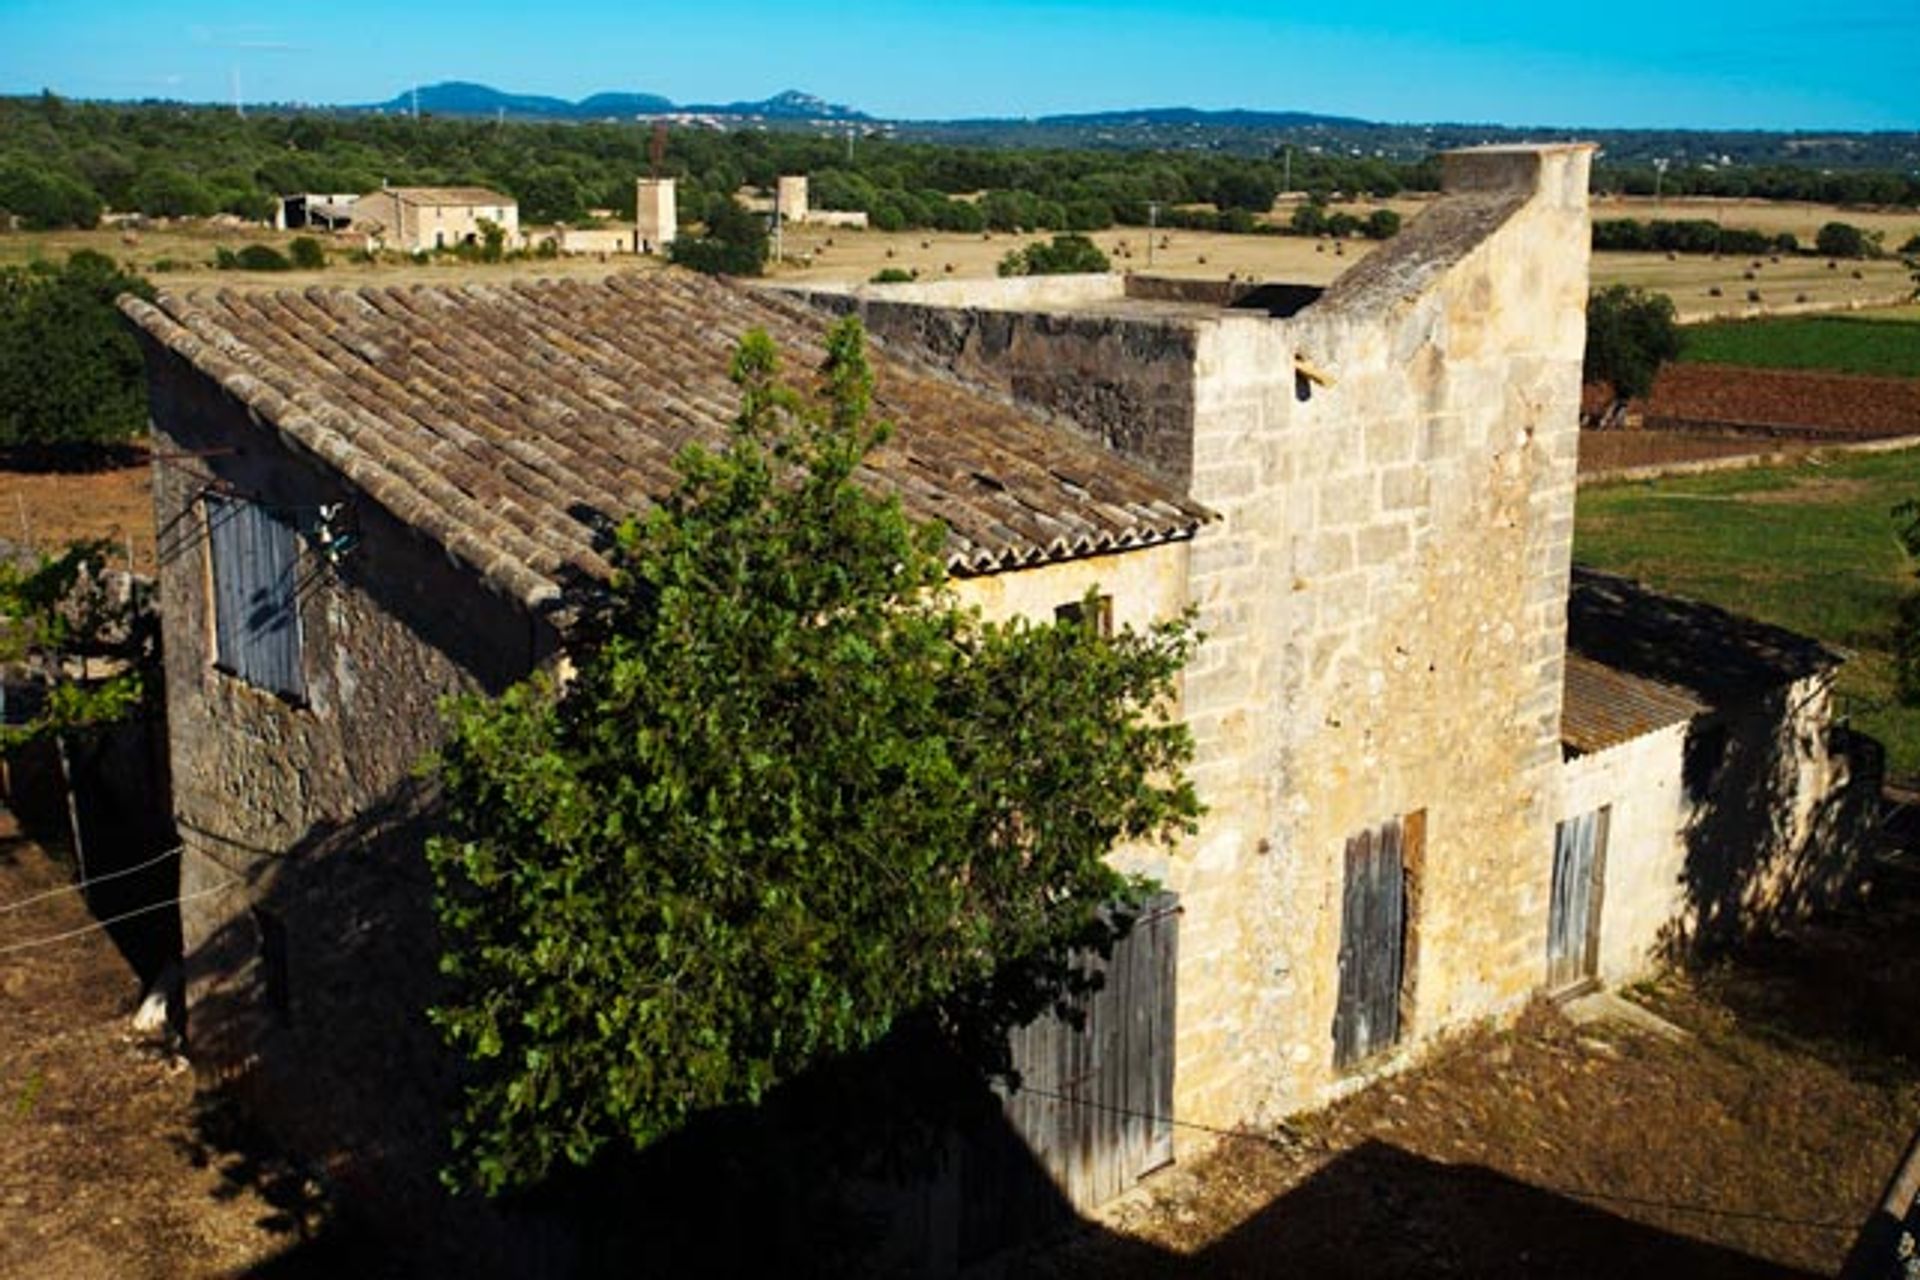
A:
[792,145,1597,1140]
[1559,727,1690,985]
[1675,673,1878,952]
[1227,146,1594,1117]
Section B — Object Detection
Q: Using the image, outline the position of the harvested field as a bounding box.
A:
[3,192,1910,320]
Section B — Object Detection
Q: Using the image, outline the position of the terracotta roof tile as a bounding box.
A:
[122,271,1211,614]
[1561,653,1705,755]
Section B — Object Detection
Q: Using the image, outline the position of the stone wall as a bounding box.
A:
[137,335,559,1263]
[792,146,1598,1140]
[790,287,1202,488]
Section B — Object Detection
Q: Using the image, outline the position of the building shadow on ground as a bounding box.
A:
[1018,1139,1817,1279]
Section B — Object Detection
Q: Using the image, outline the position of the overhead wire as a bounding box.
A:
[0,845,181,915]
[0,879,235,957]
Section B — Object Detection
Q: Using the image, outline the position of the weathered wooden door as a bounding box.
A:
[962,892,1179,1261]
[1334,821,1406,1070]
[1547,807,1609,991]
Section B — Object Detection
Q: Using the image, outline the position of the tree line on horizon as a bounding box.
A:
[1,94,1915,239]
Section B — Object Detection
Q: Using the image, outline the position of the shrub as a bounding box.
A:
[287,237,327,270]
[217,244,292,272]
[869,267,916,283]
[997,233,1111,277]
[1363,209,1402,240]
[1816,221,1869,259]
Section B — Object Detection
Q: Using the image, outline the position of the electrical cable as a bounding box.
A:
[0,845,182,915]
[0,879,235,957]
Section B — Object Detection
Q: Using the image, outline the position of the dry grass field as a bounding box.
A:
[1591,193,1920,244]
[0,194,1911,320]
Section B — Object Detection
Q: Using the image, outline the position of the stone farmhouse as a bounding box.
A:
[119,144,1875,1265]
[351,184,520,253]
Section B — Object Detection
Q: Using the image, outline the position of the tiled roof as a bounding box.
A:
[1562,566,1841,753]
[378,186,514,207]
[120,272,1211,614]
[1561,653,1704,755]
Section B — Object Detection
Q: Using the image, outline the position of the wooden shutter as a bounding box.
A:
[206,495,305,700]
[1335,819,1407,1070]
[1547,807,1609,991]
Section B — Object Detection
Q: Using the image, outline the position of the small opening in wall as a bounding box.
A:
[1055,595,1114,638]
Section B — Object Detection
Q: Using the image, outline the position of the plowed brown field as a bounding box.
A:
[1647,363,1920,437]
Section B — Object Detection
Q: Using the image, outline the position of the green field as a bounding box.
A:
[1575,445,1920,775]
[1678,307,1920,378]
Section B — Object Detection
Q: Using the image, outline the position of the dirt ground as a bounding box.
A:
[0,449,155,573]
[0,816,317,1279]
[1015,862,1920,1279]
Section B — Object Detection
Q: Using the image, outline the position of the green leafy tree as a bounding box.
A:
[1582,284,1681,428]
[1363,209,1402,240]
[0,163,102,230]
[1815,221,1868,259]
[669,196,769,276]
[128,167,217,218]
[0,252,154,452]
[1288,201,1328,236]
[427,319,1199,1194]
[997,233,1111,277]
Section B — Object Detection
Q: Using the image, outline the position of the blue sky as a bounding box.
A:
[0,0,1913,130]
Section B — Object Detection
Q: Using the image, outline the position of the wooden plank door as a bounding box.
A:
[1334,820,1406,1070]
[1547,807,1610,991]
[966,890,1179,1262]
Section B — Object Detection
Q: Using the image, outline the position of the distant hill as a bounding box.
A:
[345,81,1918,169]
[360,81,867,122]
[1029,106,1373,129]
[686,90,868,121]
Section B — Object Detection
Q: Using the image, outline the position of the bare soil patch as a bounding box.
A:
[0,817,313,1278]
[1648,364,1920,438]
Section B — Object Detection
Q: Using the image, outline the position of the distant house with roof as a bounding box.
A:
[351,185,519,253]
[117,145,1879,1270]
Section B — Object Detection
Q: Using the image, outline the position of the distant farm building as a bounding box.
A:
[274,193,359,233]
[351,186,519,253]
[635,177,677,254]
